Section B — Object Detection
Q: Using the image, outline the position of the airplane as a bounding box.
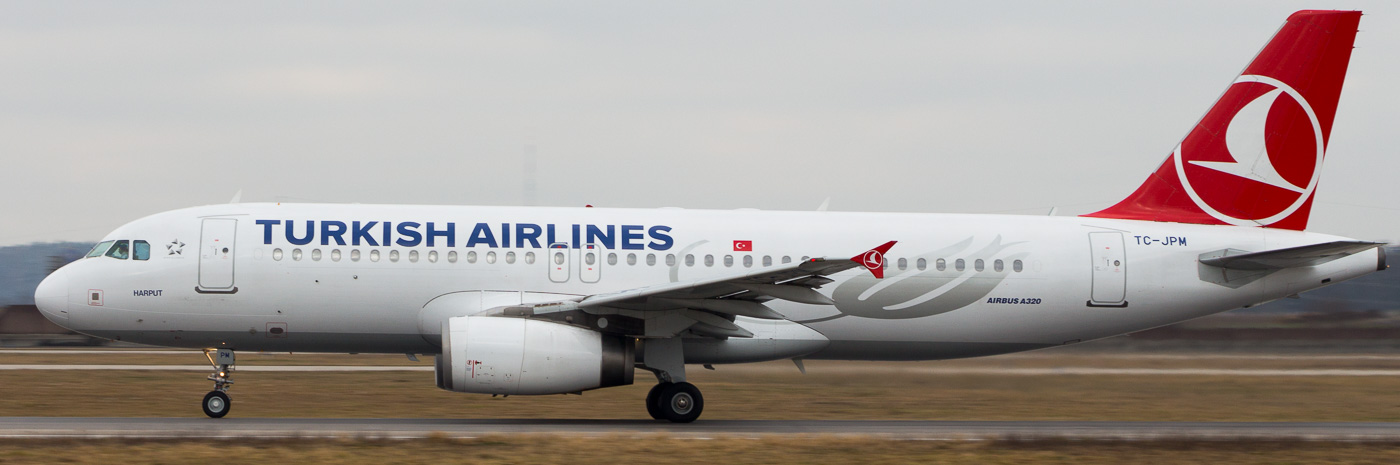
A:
[33,10,1382,423]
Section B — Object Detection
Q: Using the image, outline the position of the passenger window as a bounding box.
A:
[665,254,675,266]
[369,250,380,262]
[584,252,596,265]
[525,252,535,264]
[782,256,792,264]
[448,251,458,263]
[553,251,565,265]
[743,255,753,267]
[505,251,516,264]
[974,259,984,271]
[389,250,399,262]
[917,258,927,270]
[351,250,361,262]
[104,240,130,259]
[1013,259,1024,272]
[627,253,637,266]
[331,249,342,262]
[685,254,694,266]
[704,255,714,267]
[762,255,772,267]
[897,258,907,270]
[723,255,733,267]
[408,250,419,263]
[649,253,658,266]
[994,259,1004,272]
[937,258,946,271]
[485,251,496,264]
[293,249,304,261]
[608,253,617,266]
[87,241,115,258]
[273,248,284,261]
[467,251,477,263]
[428,251,439,263]
[133,240,150,260]
[311,249,322,261]
[955,259,965,271]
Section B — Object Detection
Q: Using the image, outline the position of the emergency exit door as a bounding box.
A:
[1087,232,1126,307]
[580,243,601,283]
[548,243,570,283]
[198,218,238,293]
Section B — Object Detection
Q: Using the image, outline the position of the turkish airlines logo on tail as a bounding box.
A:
[1173,75,1324,226]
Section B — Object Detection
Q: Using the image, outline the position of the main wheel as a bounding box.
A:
[654,382,703,423]
[203,390,231,418]
[645,383,671,420]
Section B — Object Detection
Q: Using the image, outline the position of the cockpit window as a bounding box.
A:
[133,240,151,260]
[87,241,115,258]
[104,240,130,260]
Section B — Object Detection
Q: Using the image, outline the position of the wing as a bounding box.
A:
[513,241,895,338]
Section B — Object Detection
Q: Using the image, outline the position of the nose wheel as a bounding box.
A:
[202,348,235,418]
[202,390,231,418]
[647,382,703,423]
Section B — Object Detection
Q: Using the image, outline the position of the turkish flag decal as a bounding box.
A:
[733,240,753,252]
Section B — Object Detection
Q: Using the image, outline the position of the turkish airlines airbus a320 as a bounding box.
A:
[33,10,1383,422]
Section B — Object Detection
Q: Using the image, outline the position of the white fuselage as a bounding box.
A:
[34,203,1382,362]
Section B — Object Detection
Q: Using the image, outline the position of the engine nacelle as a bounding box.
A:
[435,316,633,395]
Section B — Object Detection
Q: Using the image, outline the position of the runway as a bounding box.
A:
[1,417,1399,440]
[5,365,1400,376]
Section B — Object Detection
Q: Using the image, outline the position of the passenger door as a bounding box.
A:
[198,218,238,293]
[1087,232,1126,307]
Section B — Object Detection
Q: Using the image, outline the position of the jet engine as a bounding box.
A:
[435,316,633,395]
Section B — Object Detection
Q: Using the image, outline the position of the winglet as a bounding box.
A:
[851,241,897,279]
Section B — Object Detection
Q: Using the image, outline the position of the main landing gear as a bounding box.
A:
[639,338,704,423]
[646,382,704,423]
[202,348,235,418]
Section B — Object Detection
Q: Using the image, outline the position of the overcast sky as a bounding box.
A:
[3,1,1398,246]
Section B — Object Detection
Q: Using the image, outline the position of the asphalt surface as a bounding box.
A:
[8,365,1400,376]
[1,418,1399,440]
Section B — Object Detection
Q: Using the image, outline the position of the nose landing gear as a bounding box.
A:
[202,348,235,418]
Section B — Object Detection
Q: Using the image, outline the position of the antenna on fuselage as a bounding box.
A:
[229,190,243,204]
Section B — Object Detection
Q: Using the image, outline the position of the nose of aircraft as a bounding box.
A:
[34,267,70,325]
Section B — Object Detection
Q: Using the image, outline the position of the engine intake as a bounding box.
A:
[435,316,633,395]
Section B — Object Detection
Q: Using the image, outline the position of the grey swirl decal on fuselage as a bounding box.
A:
[799,236,1027,323]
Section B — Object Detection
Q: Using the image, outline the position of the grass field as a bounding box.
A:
[4,349,1400,421]
[1,437,1400,465]
[5,348,1400,464]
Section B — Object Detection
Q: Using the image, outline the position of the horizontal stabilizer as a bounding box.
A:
[1199,241,1382,270]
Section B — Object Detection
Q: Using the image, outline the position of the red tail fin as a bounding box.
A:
[1085,10,1360,230]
